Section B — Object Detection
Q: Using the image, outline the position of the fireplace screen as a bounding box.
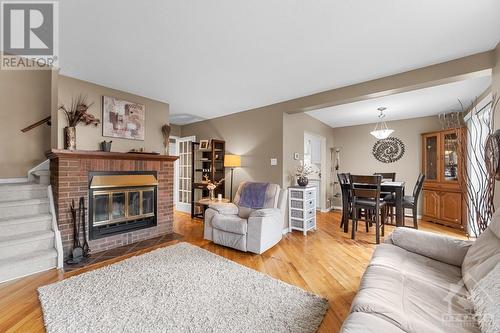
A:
[89,173,158,239]
[92,187,155,226]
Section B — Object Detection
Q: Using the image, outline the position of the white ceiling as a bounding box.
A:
[306,75,492,128]
[59,1,500,124]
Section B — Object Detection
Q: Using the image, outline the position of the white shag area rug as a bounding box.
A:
[38,242,329,333]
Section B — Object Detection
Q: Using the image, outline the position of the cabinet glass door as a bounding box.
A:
[443,131,459,181]
[424,134,439,181]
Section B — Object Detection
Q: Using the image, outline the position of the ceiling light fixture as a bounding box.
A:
[370,107,394,140]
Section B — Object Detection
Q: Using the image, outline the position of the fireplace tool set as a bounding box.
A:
[67,197,90,264]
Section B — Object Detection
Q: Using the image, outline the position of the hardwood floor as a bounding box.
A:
[0,210,466,333]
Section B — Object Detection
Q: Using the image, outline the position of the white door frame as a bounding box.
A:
[176,136,196,213]
[169,136,180,208]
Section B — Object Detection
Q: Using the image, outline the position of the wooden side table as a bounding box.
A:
[195,198,230,219]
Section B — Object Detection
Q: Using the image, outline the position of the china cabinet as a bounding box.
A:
[421,128,466,229]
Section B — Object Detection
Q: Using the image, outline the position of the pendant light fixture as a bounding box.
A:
[370,107,394,139]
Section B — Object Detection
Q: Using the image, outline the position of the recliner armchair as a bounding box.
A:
[204,182,287,254]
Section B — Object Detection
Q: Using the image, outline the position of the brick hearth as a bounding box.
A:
[46,149,177,258]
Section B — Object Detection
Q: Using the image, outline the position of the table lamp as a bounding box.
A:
[224,155,241,201]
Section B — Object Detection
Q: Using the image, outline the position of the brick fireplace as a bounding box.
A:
[46,149,177,258]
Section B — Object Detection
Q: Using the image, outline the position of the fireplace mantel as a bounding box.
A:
[46,149,178,161]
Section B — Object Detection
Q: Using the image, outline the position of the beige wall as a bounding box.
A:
[181,108,284,197]
[332,116,442,213]
[56,75,169,153]
[283,113,334,210]
[0,70,52,178]
[170,124,182,137]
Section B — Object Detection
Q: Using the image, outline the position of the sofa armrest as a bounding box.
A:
[389,227,473,267]
[208,202,239,215]
[249,208,281,218]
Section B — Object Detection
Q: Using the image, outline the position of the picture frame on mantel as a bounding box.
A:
[102,96,145,141]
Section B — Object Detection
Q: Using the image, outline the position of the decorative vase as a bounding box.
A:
[209,189,215,201]
[64,126,76,150]
[297,176,309,187]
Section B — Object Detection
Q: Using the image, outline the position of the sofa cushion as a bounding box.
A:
[350,244,479,333]
[462,211,500,292]
[212,214,247,235]
[389,227,472,267]
[469,263,500,333]
[462,229,500,292]
[341,312,405,333]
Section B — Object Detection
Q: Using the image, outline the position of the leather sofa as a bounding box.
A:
[341,212,500,332]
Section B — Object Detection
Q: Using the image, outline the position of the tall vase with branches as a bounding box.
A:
[453,94,499,237]
[59,95,100,150]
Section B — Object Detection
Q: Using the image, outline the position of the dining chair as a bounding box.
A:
[337,173,351,232]
[385,173,425,229]
[373,172,396,182]
[349,175,386,244]
[374,172,396,223]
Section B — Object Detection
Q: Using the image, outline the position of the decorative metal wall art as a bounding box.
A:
[372,137,405,163]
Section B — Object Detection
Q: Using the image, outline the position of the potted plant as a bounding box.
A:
[59,95,100,150]
[295,160,314,187]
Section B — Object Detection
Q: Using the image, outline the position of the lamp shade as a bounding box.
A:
[224,155,241,168]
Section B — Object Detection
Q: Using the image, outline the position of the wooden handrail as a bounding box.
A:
[21,116,51,133]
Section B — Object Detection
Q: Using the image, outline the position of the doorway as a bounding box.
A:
[175,136,195,213]
[304,132,326,210]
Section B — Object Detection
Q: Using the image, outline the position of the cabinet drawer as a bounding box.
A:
[306,217,316,229]
[305,189,315,200]
[289,199,315,210]
[305,208,315,219]
[305,199,315,210]
[290,190,304,199]
[290,209,304,219]
[291,218,304,229]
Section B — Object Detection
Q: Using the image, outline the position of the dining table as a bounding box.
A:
[343,180,406,232]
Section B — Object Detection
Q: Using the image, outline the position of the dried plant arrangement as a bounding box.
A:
[161,124,171,155]
[59,95,99,127]
[454,94,499,237]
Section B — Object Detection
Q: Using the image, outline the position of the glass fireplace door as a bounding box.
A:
[92,187,155,226]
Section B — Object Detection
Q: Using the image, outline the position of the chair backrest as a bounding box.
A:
[337,173,351,209]
[233,182,283,219]
[349,175,382,200]
[373,172,396,182]
[413,173,426,198]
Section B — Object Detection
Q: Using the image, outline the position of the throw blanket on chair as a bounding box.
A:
[238,182,270,209]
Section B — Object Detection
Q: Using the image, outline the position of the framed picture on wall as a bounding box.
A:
[102,96,145,140]
[199,140,209,150]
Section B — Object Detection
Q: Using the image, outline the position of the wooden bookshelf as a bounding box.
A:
[190,139,226,218]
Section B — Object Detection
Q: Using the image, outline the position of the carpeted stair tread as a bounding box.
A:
[0,198,49,207]
[0,248,57,266]
[0,213,52,226]
[0,230,54,247]
[0,249,57,283]
[0,182,46,190]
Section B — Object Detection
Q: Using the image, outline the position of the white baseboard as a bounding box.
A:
[0,177,28,184]
[320,207,333,213]
[282,228,290,235]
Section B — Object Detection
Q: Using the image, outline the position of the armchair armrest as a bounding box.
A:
[208,202,239,215]
[249,208,281,218]
[389,227,473,267]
